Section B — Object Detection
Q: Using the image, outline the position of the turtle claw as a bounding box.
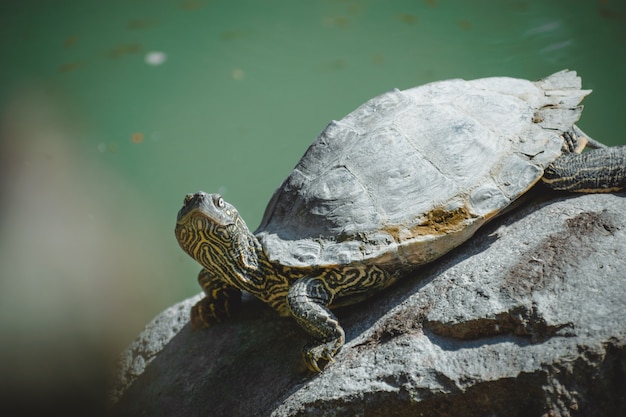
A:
[190,295,237,330]
[304,355,323,374]
[190,286,242,330]
[303,338,343,373]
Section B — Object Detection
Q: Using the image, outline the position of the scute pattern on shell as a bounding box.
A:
[255,70,589,268]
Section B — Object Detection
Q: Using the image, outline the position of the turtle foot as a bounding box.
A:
[303,334,344,373]
[190,291,241,330]
[190,298,218,330]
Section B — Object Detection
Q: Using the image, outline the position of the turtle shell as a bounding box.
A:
[255,70,590,269]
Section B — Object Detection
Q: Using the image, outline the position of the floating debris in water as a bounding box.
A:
[540,40,572,54]
[58,61,84,73]
[371,53,384,66]
[396,13,418,25]
[63,35,78,48]
[128,19,157,30]
[231,68,245,80]
[108,44,142,59]
[322,16,350,28]
[221,30,248,41]
[145,51,167,66]
[131,132,144,144]
[97,142,118,153]
[180,0,205,10]
[524,20,562,37]
[457,19,472,30]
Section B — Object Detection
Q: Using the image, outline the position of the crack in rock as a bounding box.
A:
[424,303,574,343]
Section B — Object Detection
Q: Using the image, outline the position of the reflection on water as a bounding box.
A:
[0,0,624,411]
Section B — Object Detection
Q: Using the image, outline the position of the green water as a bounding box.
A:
[1,0,625,358]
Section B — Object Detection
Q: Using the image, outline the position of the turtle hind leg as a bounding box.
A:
[542,146,626,192]
[572,126,607,150]
[287,277,345,372]
[561,126,608,155]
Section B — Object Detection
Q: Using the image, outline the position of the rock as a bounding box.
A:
[110,192,626,417]
[109,293,202,406]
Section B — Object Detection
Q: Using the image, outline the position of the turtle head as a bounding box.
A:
[175,192,260,279]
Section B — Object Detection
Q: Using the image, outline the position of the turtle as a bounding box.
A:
[175,70,626,372]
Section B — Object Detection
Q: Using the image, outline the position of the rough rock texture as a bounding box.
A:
[111,192,626,417]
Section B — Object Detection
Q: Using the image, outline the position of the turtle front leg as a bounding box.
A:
[190,268,242,330]
[287,277,345,372]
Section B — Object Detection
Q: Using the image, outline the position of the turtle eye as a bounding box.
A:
[215,196,225,208]
[183,194,194,205]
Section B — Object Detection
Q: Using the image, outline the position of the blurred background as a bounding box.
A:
[0,0,625,413]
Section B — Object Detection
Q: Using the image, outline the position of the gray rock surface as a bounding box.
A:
[110,192,626,417]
